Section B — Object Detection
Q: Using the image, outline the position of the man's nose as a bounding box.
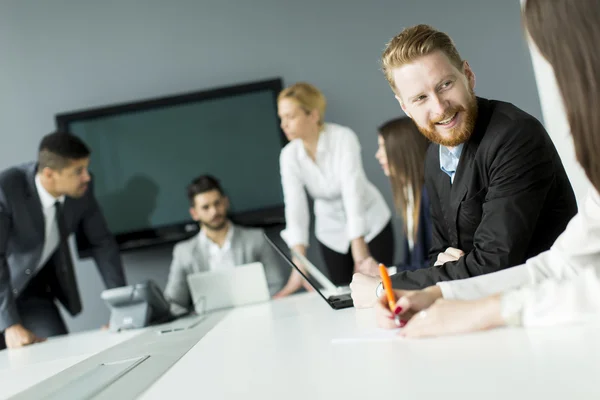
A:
[431,94,450,117]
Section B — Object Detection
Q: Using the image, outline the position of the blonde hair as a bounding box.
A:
[278,82,327,126]
[381,24,464,94]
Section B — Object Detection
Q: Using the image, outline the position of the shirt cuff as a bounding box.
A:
[500,290,526,327]
[280,228,308,249]
[346,217,367,241]
[436,282,455,300]
[376,282,384,298]
[0,302,21,332]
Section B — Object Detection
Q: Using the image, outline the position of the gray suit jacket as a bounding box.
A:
[164,224,284,308]
[0,162,126,331]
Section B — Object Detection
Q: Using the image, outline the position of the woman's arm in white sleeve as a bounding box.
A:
[502,267,600,327]
[280,149,310,248]
[337,130,367,237]
[337,129,371,261]
[437,262,532,300]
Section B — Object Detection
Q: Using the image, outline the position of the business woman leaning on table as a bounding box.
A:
[375,0,600,338]
[274,82,394,298]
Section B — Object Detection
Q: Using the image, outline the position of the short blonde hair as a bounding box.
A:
[381,24,464,94]
[278,82,327,126]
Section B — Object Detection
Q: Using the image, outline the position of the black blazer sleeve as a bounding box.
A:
[0,187,19,331]
[392,119,560,289]
[79,181,126,289]
[416,185,434,269]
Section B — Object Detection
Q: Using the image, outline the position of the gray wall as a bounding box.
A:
[0,0,541,332]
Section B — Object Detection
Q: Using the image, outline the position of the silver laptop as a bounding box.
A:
[186,262,270,314]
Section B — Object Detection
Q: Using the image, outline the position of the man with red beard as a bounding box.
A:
[164,175,284,309]
[351,24,577,305]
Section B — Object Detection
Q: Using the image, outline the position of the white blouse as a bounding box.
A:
[438,184,600,327]
[279,123,391,254]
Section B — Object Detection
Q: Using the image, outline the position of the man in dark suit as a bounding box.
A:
[0,132,126,349]
[350,24,577,305]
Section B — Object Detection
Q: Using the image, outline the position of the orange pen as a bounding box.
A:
[379,263,401,326]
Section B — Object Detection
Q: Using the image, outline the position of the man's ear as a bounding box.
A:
[189,207,198,221]
[41,166,55,179]
[223,196,230,211]
[463,60,476,90]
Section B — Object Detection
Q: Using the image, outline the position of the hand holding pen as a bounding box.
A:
[378,264,403,327]
[374,264,444,330]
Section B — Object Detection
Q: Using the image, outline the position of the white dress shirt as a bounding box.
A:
[405,185,415,251]
[198,223,236,271]
[437,184,600,327]
[35,175,65,270]
[279,123,391,254]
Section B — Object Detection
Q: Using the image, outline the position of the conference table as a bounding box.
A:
[1,292,598,399]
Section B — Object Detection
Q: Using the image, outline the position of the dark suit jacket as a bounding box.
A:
[396,185,432,272]
[0,162,126,331]
[391,97,577,289]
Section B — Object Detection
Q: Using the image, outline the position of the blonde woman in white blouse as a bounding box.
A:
[274,82,393,298]
[374,0,600,337]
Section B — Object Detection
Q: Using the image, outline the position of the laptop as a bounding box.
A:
[186,262,270,314]
[264,234,354,310]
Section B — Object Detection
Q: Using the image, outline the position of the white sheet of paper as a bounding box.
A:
[331,328,402,344]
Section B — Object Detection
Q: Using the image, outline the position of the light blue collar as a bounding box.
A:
[439,143,464,182]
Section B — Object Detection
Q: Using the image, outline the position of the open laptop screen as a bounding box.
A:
[264,234,347,298]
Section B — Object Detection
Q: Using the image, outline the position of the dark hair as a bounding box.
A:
[187,175,225,206]
[523,0,600,190]
[38,131,91,171]
[378,117,430,242]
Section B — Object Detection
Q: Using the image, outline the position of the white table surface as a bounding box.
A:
[139,293,600,400]
[2,292,600,399]
[0,328,142,399]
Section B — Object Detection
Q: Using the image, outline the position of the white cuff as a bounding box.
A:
[347,217,367,241]
[375,282,384,298]
[280,228,308,249]
[436,282,455,300]
[500,290,525,327]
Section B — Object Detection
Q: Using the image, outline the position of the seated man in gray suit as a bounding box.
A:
[164,175,284,309]
[0,132,126,350]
